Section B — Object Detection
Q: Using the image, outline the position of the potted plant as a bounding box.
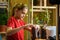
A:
[0,8,8,32]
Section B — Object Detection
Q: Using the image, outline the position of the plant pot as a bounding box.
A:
[0,25,7,32]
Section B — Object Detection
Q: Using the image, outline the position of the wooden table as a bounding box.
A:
[35,39,46,40]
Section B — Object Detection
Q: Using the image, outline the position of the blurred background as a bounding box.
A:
[0,0,58,40]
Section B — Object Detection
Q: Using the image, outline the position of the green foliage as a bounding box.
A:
[39,12,48,22]
[0,8,8,25]
[33,12,50,24]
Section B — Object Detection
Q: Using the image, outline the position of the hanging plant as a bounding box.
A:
[38,12,50,24]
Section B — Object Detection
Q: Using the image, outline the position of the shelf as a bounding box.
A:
[0,32,6,34]
[35,39,46,40]
[0,2,8,6]
[33,9,46,12]
[0,6,7,8]
[33,6,56,9]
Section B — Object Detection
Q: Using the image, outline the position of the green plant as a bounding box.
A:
[0,8,8,25]
[39,12,50,24]
[33,12,50,25]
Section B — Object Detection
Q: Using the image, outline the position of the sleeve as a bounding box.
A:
[7,18,14,28]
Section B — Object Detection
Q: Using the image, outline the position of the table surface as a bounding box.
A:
[35,39,46,40]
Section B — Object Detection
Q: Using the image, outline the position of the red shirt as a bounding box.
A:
[7,16,25,40]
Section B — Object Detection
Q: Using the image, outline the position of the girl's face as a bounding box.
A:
[16,7,28,19]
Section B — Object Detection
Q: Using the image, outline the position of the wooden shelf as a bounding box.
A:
[0,2,8,5]
[35,39,46,40]
[33,6,56,9]
[33,9,46,12]
[0,32,6,34]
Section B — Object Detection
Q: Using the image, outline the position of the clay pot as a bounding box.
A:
[0,25,7,32]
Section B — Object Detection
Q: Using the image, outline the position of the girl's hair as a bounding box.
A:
[12,3,27,16]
